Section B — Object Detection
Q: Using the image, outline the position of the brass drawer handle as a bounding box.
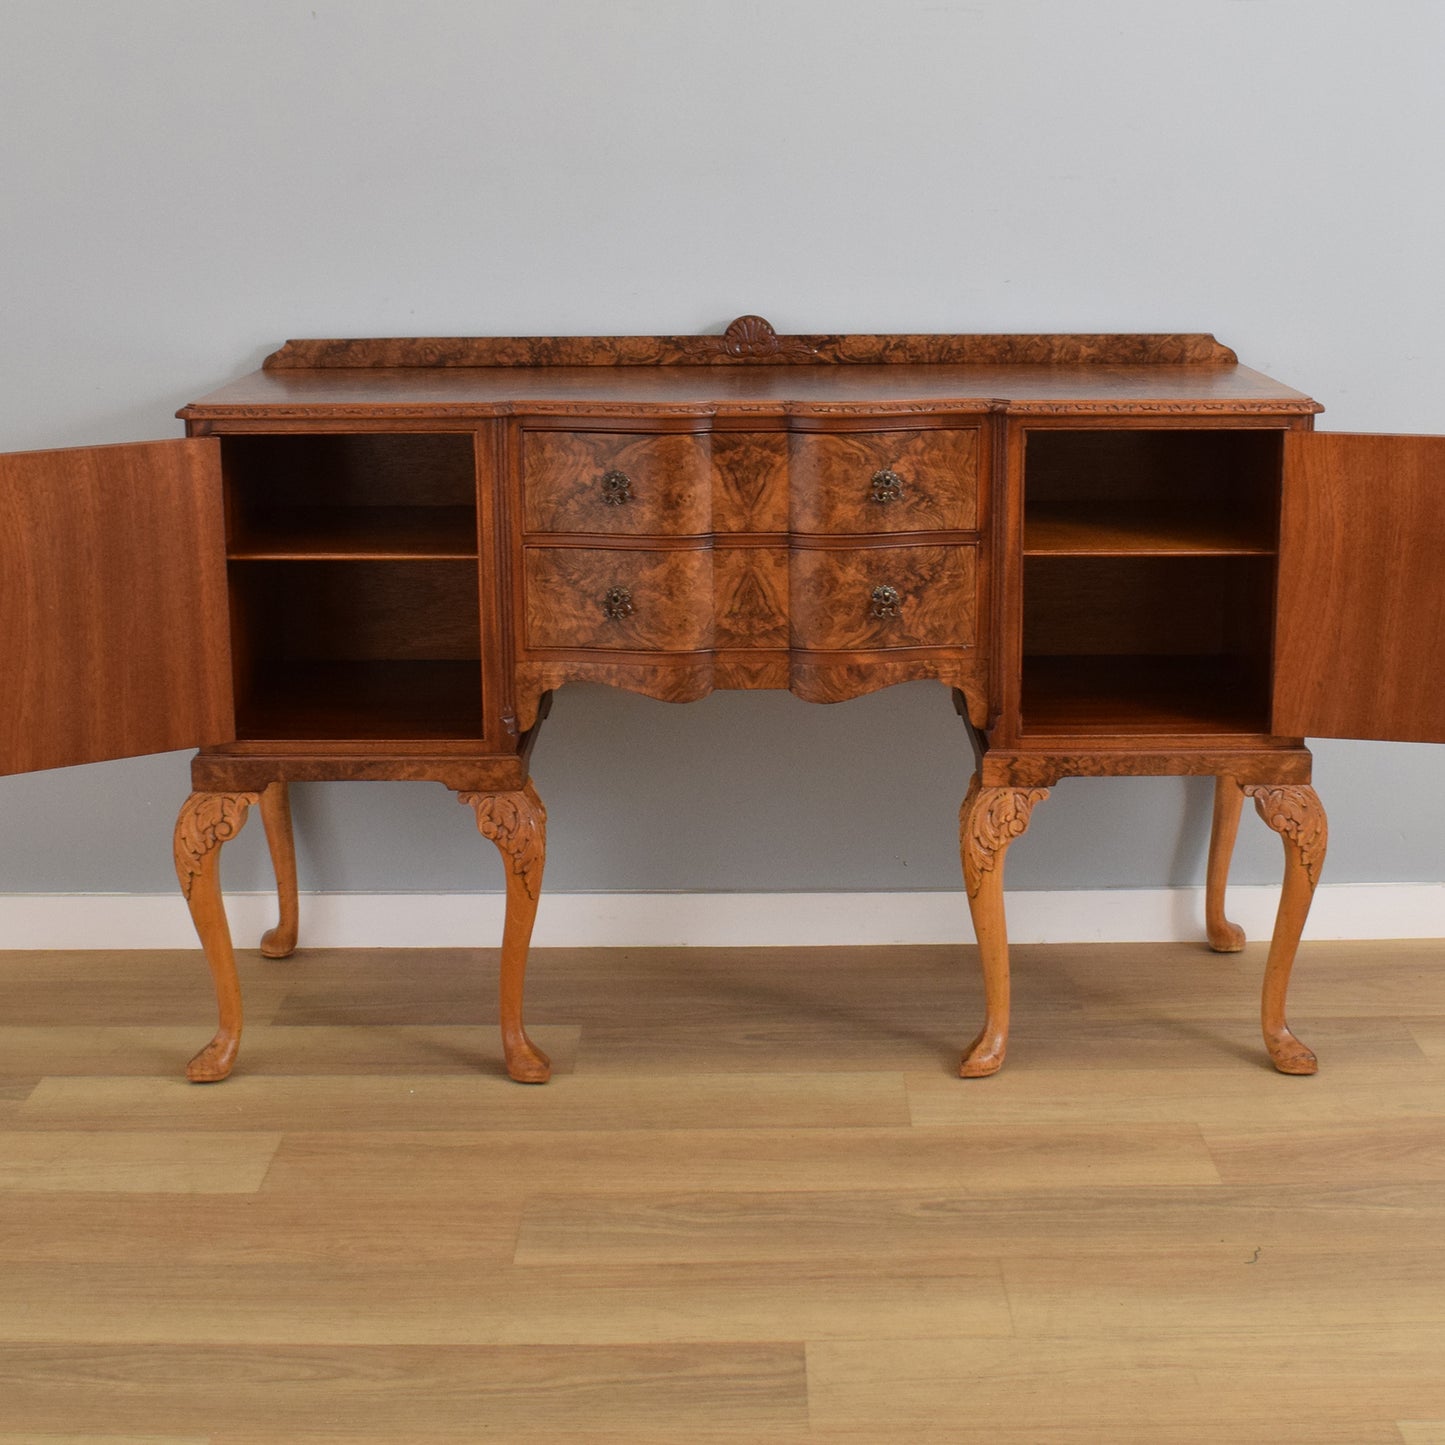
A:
[601,469,633,505]
[870,584,901,620]
[603,585,635,620]
[870,468,905,504]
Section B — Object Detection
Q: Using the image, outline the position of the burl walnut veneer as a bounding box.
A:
[4,316,1443,1081]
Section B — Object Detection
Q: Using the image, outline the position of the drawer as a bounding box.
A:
[523,546,714,651]
[790,428,979,533]
[790,544,977,651]
[523,431,711,535]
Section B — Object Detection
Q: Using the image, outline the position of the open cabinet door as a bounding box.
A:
[1274,431,1445,743]
[0,438,234,776]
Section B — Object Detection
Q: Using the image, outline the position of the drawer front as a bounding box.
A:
[524,546,714,651]
[523,431,711,535]
[790,428,979,533]
[790,544,977,651]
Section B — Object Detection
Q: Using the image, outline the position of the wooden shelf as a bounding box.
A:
[235,660,484,741]
[1023,503,1274,556]
[1020,655,1269,735]
[228,507,478,560]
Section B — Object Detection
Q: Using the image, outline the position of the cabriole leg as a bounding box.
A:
[258,781,299,959]
[958,777,1049,1078]
[458,780,551,1083]
[1244,783,1327,1076]
[1206,773,1246,952]
[174,790,258,1083]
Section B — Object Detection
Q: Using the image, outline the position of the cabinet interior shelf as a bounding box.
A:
[1023,503,1275,556]
[1020,654,1269,735]
[234,660,484,741]
[228,506,478,560]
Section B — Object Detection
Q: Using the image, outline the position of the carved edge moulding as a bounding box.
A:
[263,315,1242,369]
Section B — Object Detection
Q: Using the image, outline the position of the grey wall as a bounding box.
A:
[2,0,1442,897]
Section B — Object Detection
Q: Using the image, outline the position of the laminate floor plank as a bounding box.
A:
[14,1070,910,1133]
[0,1342,807,1436]
[260,1123,1221,1198]
[0,1024,580,1078]
[1001,1246,1445,1337]
[906,1060,1445,1127]
[0,1436,212,1444]
[0,1132,280,1194]
[514,1181,1445,1266]
[806,1332,1445,1433]
[0,1192,523,1266]
[0,951,293,1026]
[0,1257,1010,1346]
[1048,938,1445,1016]
[1204,1118,1445,1185]
[1399,1425,1445,1444]
[1406,1019,1445,1057]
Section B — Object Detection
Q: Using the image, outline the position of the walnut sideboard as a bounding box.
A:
[4,317,1443,1083]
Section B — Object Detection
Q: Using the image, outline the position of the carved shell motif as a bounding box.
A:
[716,315,820,361]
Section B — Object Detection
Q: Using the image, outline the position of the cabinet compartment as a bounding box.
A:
[1021,555,1273,734]
[1019,427,1281,735]
[1023,428,1280,555]
[223,434,478,558]
[228,560,483,740]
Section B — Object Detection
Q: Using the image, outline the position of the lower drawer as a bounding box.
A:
[790,544,977,651]
[523,546,714,651]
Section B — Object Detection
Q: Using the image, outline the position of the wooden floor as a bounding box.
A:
[0,934,1443,1443]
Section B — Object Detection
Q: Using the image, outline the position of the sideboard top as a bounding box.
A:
[182,318,1321,419]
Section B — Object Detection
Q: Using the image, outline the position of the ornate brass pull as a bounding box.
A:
[870,468,905,504]
[603,585,634,620]
[870,584,901,620]
[601,469,633,505]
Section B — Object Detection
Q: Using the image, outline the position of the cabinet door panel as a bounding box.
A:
[0,439,233,776]
[1274,432,1445,742]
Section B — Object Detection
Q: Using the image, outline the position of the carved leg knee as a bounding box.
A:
[1244,784,1326,1076]
[174,791,257,1082]
[459,781,551,1083]
[958,778,1048,1078]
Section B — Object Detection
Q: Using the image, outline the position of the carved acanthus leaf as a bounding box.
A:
[1244,784,1328,887]
[960,783,1050,897]
[173,792,259,900]
[459,781,547,899]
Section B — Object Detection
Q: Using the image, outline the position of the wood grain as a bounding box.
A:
[1274,431,1445,742]
[789,544,976,650]
[790,427,979,533]
[0,440,233,775]
[263,322,1241,369]
[713,546,789,649]
[709,431,789,532]
[0,1132,279,1193]
[522,430,711,535]
[522,546,713,650]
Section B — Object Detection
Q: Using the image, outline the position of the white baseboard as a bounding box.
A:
[0,883,1440,949]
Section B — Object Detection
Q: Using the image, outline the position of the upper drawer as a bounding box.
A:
[790,428,980,534]
[523,430,711,535]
